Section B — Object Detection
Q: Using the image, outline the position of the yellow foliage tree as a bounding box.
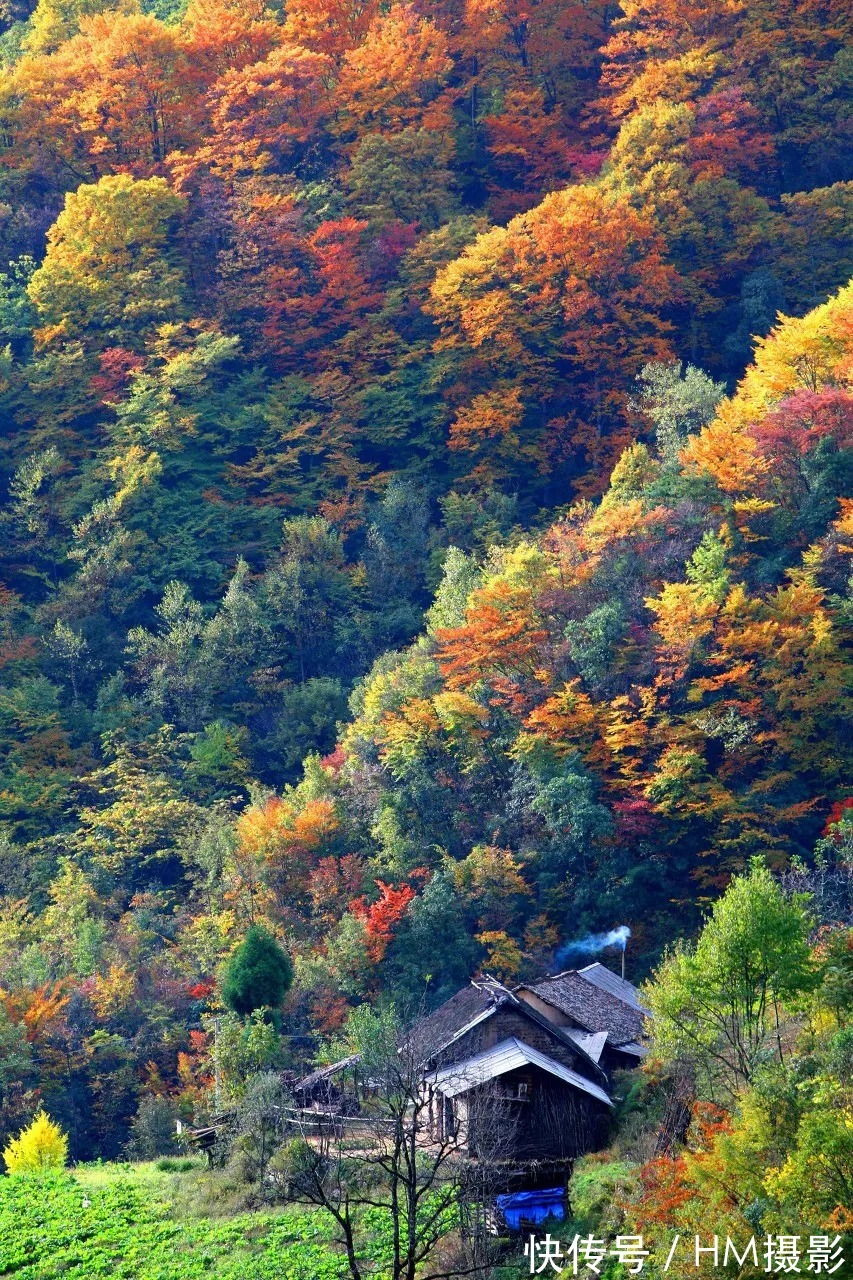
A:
[28,174,187,350]
[2,1110,68,1173]
[454,844,531,932]
[22,0,135,55]
[475,929,524,981]
[681,280,853,495]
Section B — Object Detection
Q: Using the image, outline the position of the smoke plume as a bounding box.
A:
[556,925,630,968]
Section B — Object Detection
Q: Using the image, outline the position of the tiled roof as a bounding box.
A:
[578,962,650,1013]
[424,1036,613,1106]
[408,980,509,1063]
[295,1054,360,1092]
[408,976,608,1083]
[525,971,646,1046]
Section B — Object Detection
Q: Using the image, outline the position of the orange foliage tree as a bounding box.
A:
[4,13,205,181]
[430,183,676,492]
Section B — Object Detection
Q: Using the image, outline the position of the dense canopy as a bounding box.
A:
[0,0,850,1223]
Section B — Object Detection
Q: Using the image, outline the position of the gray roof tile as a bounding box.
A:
[524,971,646,1045]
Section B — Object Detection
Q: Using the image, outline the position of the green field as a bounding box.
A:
[0,1165,358,1280]
[0,1159,610,1280]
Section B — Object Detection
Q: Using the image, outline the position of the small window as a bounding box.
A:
[444,1096,456,1137]
[516,1082,529,1099]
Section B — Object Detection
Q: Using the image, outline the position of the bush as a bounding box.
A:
[229,1072,291,1192]
[215,1009,282,1096]
[155,1157,197,1172]
[2,1109,68,1173]
[126,1095,180,1160]
[569,1157,640,1236]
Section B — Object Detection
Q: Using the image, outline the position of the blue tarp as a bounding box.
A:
[495,1187,567,1230]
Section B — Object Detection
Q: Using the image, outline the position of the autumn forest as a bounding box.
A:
[0,0,851,1266]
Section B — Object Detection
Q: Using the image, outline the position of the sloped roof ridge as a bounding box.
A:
[415,976,608,1084]
[578,962,651,1014]
[521,969,646,1046]
[425,1036,613,1107]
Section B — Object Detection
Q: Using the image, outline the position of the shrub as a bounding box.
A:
[229,1072,291,1191]
[126,1095,180,1160]
[215,1009,282,1096]
[155,1157,197,1172]
[2,1109,68,1173]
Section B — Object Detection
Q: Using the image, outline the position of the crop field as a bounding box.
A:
[0,1168,359,1280]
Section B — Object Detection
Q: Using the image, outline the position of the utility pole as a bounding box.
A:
[214,1015,222,1112]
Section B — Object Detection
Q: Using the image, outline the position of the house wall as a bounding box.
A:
[515,989,577,1029]
[465,1067,610,1161]
[432,1006,583,1075]
[517,991,643,1082]
[601,1045,643,1075]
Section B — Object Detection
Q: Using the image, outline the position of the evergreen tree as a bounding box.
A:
[221,926,293,1017]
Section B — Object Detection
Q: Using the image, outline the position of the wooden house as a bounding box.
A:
[280,966,648,1229]
[412,977,614,1164]
[292,1054,361,1112]
[286,964,648,1187]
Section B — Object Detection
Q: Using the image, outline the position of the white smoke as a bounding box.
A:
[556,925,630,967]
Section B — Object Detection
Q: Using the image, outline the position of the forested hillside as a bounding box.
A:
[0,0,851,1187]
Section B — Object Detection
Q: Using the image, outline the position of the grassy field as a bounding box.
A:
[0,1157,626,1279]
[0,1163,357,1280]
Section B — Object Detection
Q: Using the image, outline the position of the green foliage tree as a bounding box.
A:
[385,868,478,1005]
[266,517,355,682]
[0,256,36,348]
[221,926,293,1018]
[212,1011,282,1099]
[765,1079,853,1223]
[635,360,726,464]
[646,860,819,1099]
[41,858,105,977]
[685,531,730,604]
[3,447,66,590]
[564,600,629,690]
[230,1071,290,1188]
[345,129,457,228]
[126,1094,180,1160]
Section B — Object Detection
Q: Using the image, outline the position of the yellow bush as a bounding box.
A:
[2,1109,68,1173]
